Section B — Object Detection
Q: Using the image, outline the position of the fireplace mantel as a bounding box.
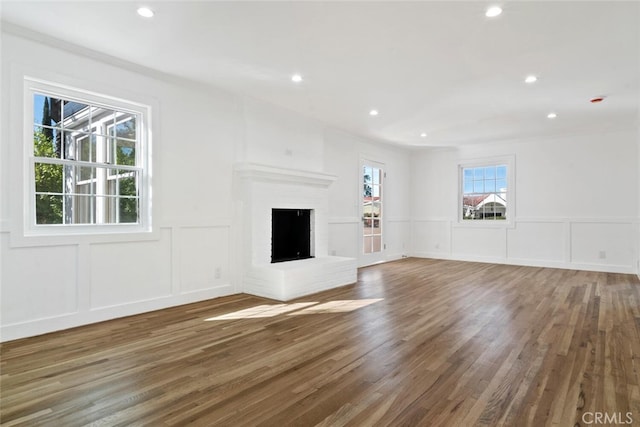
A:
[235,161,356,300]
[234,162,337,187]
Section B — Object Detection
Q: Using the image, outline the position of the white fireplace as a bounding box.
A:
[234,163,357,300]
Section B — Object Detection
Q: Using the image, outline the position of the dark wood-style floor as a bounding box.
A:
[2,258,640,426]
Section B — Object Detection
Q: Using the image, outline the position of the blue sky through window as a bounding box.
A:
[463,165,507,194]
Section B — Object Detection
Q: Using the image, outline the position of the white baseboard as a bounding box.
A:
[409,252,636,275]
[0,284,234,342]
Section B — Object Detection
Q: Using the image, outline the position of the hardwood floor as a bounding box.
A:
[2,258,640,426]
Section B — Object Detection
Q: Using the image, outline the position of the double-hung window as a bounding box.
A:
[459,157,513,224]
[26,79,151,235]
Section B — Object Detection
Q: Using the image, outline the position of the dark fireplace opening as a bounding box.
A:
[271,209,313,263]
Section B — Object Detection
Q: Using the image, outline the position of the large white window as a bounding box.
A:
[25,79,151,235]
[459,157,513,224]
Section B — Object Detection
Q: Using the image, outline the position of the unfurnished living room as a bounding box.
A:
[1,1,639,426]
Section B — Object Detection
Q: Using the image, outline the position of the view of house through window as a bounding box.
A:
[461,164,507,221]
[363,165,383,253]
[32,92,142,226]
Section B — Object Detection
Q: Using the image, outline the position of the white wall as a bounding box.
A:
[0,32,240,341]
[411,129,639,273]
[0,30,412,341]
[242,97,325,172]
[324,129,412,265]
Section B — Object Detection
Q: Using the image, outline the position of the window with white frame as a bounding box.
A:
[460,162,510,222]
[27,80,150,233]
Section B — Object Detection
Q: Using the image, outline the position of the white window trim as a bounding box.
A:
[456,155,515,228]
[20,77,153,239]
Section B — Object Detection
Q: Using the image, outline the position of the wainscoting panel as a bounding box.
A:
[328,219,359,258]
[179,225,231,293]
[507,221,565,263]
[411,217,637,273]
[451,226,507,260]
[90,228,173,309]
[0,234,78,325]
[570,222,635,268]
[385,218,411,259]
[412,219,451,256]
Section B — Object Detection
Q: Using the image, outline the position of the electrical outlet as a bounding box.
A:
[598,251,606,260]
[214,267,221,279]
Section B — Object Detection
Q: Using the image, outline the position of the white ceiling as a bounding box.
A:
[2,1,639,147]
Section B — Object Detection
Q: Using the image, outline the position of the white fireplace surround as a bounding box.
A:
[235,163,357,300]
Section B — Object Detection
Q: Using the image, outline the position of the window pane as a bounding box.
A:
[484,166,495,179]
[93,107,117,137]
[372,184,380,198]
[106,170,119,196]
[372,168,380,185]
[372,235,382,252]
[34,95,64,128]
[115,139,136,166]
[464,168,473,180]
[496,179,507,191]
[115,117,136,140]
[119,197,138,223]
[473,181,484,193]
[119,173,137,197]
[363,166,373,197]
[33,126,60,158]
[72,195,94,224]
[96,196,117,224]
[497,166,507,179]
[75,133,97,163]
[60,131,78,160]
[363,217,373,235]
[106,137,117,164]
[35,163,63,193]
[485,179,496,192]
[463,181,473,194]
[61,100,90,129]
[474,168,483,180]
[35,194,63,224]
[75,165,95,187]
[363,236,373,254]
[372,201,381,219]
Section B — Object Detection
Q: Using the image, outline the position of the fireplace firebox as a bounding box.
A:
[271,209,313,263]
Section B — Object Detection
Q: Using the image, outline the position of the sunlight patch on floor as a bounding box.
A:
[205,299,383,321]
[287,299,383,315]
[205,302,317,320]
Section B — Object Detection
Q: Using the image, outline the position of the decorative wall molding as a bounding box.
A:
[235,162,337,187]
[411,216,638,274]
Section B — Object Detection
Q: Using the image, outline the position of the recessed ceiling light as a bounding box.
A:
[137,7,154,18]
[485,6,503,17]
[547,112,557,119]
[369,110,379,116]
[525,75,537,84]
[420,132,428,138]
[291,74,303,83]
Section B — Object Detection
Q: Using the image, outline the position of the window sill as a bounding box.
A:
[453,220,515,229]
[9,224,158,248]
